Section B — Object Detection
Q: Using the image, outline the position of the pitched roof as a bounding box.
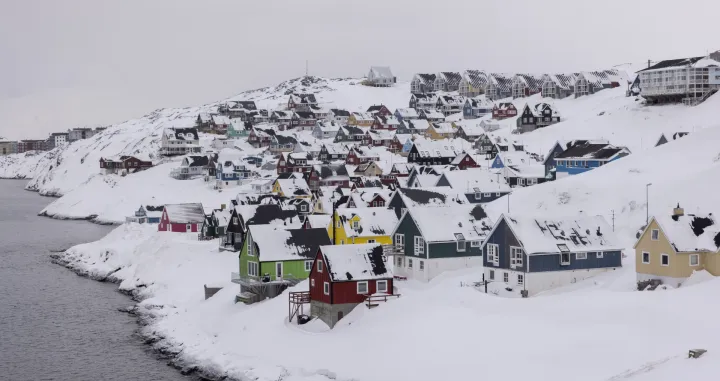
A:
[412,139,463,159]
[438,168,511,192]
[184,155,209,167]
[336,208,399,238]
[414,73,437,86]
[289,93,318,104]
[313,164,349,179]
[543,73,577,90]
[497,214,621,254]
[487,73,515,92]
[164,203,205,223]
[395,108,419,118]
[637,56,706,72]
[439,72,462,87]
[555,140,630,160]
[369,66,393,79]
[463,70,489,88]
[395,187,468,207]
[407,204,494,243]
[330,108,351,117]
[320,244,392,281]
[276,178,310,196]
[235,204,299,225]
[167,128,199,141]
[249,226,331,261]
[513,74,545,91]
[650,213,720,252]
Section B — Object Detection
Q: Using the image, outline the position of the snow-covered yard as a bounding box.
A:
[60,224,720,381]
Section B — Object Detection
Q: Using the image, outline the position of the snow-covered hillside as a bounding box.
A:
[0,150,54,179]
[59,224,720,381]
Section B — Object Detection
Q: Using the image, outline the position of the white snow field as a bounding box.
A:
[61,224,720,381]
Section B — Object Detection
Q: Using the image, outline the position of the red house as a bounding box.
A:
[345,147,380,165]
[492,102,518,120]
[99,156,153,175]
[309,244,395,328]
[158,203,205,233]
[450,153,479,170]
[366,104,392,117]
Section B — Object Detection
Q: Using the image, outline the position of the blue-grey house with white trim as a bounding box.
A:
[481,214,622,296]
[553,140,630,179]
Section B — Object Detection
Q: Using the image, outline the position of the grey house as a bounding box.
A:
[481,214,622,296]
[391,204,493,282]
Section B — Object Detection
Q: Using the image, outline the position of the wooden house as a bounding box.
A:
[247,127,275,148]
[160,128,201,156]
[409,93,438,111]
[125,205,162,224]
[474,133,498,158]
[435,94,466,116]
[347,188,393,208]
[277,152,313,175]
[353,161,384,177]
[434,72,462,92]
[454,121,486,141]
[366,104,392,117]
[391,204,492,282]
[435,167,511,203]
[515,103,561,133]
[366,66,395,87]
[449,153,479,170]
[482,214,622,296]
[426,122,456,140]
[511,74,544,99]
[574,69,625,98]
[381,163,413,185]
[401,119,431,137]
[554,140,630,178]
[295,111,318,130]
[394,108,419,122]
[459,70,488,98]
[234,226,330,303]
[318,144,348,163]
[345,146,380,165]
[308,164,350,190]
[492,103,518,120]
[387,186,468,219]
[371,114,401,130]
[418,109,445,123]
[408,140,462,166]
[410,73,437,94]
[328,208,399,245]
[541,73,577,99]
[272,175,311,198]
[347,112,375,127]
[201,207,232,240]
[334,126,370,145]
[99,155,153,175]
[634,206,720,288]
[312,121,341,140]
[309,244,394,328]
[287,93,318,111]
[462,96,493,119]
[485,73,514,100]
[368,129,395,147]
[329,108,351,124]
[158,203,205,233]
[221,203,299,251]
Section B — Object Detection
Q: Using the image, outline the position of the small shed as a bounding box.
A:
[158,203,206,233]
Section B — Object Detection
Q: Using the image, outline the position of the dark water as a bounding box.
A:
[0,180,186,381]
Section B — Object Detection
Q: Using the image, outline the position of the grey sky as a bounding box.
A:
[1,0,719,139]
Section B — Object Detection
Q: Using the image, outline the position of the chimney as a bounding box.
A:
[221,203,226,211]
[673,203,685,218]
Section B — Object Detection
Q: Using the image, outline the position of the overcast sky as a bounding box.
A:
[2,0,719,139]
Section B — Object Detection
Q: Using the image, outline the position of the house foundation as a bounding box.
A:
[310,301,359,328]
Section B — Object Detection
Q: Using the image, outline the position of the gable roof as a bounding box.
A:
[413,73,437,86]
[395,108,419,118]
[319,244,392,281]
[407,204,494,243]
[289,93,318,104]
[184,155,210,167]
[369,66,393,79]
[555,140,630,160]
[495,214,621,254]
[235,204,299,226]
[543,73,577,90]
[439,72,462,87]
[637,57,707,72]
[164,203,205,223]
[249,226,330,261]
[394,187,468,207]
[438,168,511,192]
[330,108,351,117]
[167,128,199,141]
[336,208,399,238]
[513,74,545,91]
[463,70,489,88]
[644,213,720,253]
[276,178,310,196]
[487,73,515,92]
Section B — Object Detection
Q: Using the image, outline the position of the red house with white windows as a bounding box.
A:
[158,203,206,233]
[450,153,479,170]
[309,244,395,328]
[492,102,518,120]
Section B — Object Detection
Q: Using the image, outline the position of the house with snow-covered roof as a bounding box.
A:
[482,214,622,296]
[399,119,432,137]
[371,114,401,131]
[159,203,205,233]
[435,94,466,116]
[541,73,578,99]
[308,164,351,190]
[515,103,561,134]
[409,93,438,110]
[272,176,311,198]
[234,226,331,303]
[334,125,370,145]
[329,208,399,245]
[287,93,318,111]
[634,205,720,288]
[394,108,419,122]
[366,66,395,87]
[492,102,518,120]
[454,121,486,141]
[435,167,511,204]
[462,96,493,119]
[459,70,489,98]
[391,204,493,282]
[434,72,463,92]
[366,104,392,117]
[638,55,720,104]
[485,73,514,100]
[574,69,626,98]
[553,140,630,178]
[408,139,463,166]
[511,74,544,99]
[318,144,348,163]
[410,73,437,94]
[171,155,209,180]
[160,127,201,156]
[427,122,456,140]
[346,188,393,208]
[308,244,395,328]
[418,109,445,123]
[328,108,351,124]
[387,187,468,219]
[221,203,299,251]
[348,112,375,127]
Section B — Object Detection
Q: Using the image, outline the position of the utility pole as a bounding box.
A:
[331,195,337,245]
[611,209,615,232]
[507,192,510,214]
[305,60,309,77]
[646,183,652,224]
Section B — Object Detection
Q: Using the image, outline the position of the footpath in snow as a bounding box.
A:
[58,224,720,381]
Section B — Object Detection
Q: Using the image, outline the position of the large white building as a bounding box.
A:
[160,127,201,156]
[638,55,720,105]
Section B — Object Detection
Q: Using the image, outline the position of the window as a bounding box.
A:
[408,258,413,269]
[368,239,376,243]
[396,256,403,267]
[471,240,481,247]
[300,204,307,212]
[323,282,330,295]
[651,229,659,241]
[475,192,482,200]
[642,252,650,264]
[248,262,258,277]
[336,221,341,228]
[483,193,491,197]
[517,274,524,285]
[690,254,699,267]
[596,252,604,259]
[510,247,524,267]
[186,224,192,231]
[317,260,323,272]
[487,243,499,265]
[395,234,404,249]
[419,260,424,270]
[232,217,238,225]
[305,260,313,272]
[376,280,388,293]
[518,178,525,186]
[247,239,254,256]
[560,252,571,265]
[414,236,425,255]
[457,240,466,252]
[311,278,315,287]
[352,221,359,229]
[503,272,509,283]
[576,252,587,260]
[357,281,368,294]
[489,270,495,280]
[661,253,669,266]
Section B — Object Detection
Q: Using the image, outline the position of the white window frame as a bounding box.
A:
[248,261,258,277]
[487,243,499,265]
[311,278,315,287]
[651,229,659,241]
[414,236,425,256]
[510,246,524,268]
[305,260,313,272]
[596,252,604,259]
[186,224,192,231]
[408,258,413,269]
[642,251,650,264]
[503,272,509,283]
[517,274,524,285]
[689,254,700,267]
[376,280,388,293]
[323,282,330,295]
[352,221,359,229]
[483,192,491,197]
[317,260,323,272]
[474,192,481,200]
[661,253,670,267]
[489,270,494,280]
[395,233,404,249]
[357,281,369,294]
[560,252,571,265]
[471,240,481,247]
[576,252,587,260]
[457,240,466,252]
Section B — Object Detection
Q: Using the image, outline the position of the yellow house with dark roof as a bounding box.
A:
[327,208,398,245]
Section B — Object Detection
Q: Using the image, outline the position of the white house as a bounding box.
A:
[366,66,395,87]
[161,128,201,156]
[312,121,341,140]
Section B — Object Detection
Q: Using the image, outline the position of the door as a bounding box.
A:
[276,262,283,281]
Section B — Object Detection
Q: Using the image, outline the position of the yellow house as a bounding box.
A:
[634,205,720,288]
[426,122,456,140]
[272,177,311,199]
[348,112,374,127]
[327,208,398,245]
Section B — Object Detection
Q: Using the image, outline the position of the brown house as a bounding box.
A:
[634,205,720,288]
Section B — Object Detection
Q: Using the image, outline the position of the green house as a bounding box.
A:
[232,225,330,303]
[227,119,249,139]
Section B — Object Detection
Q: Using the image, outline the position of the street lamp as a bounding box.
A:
[646,183,652,224]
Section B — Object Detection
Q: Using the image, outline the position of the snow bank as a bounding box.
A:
[0,150,54,179]
[60,225,720,381]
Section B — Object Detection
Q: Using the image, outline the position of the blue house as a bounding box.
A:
[543,141,566,178]
[554,140,630,178]
[481,214,622,296]
[215,160,252,188]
